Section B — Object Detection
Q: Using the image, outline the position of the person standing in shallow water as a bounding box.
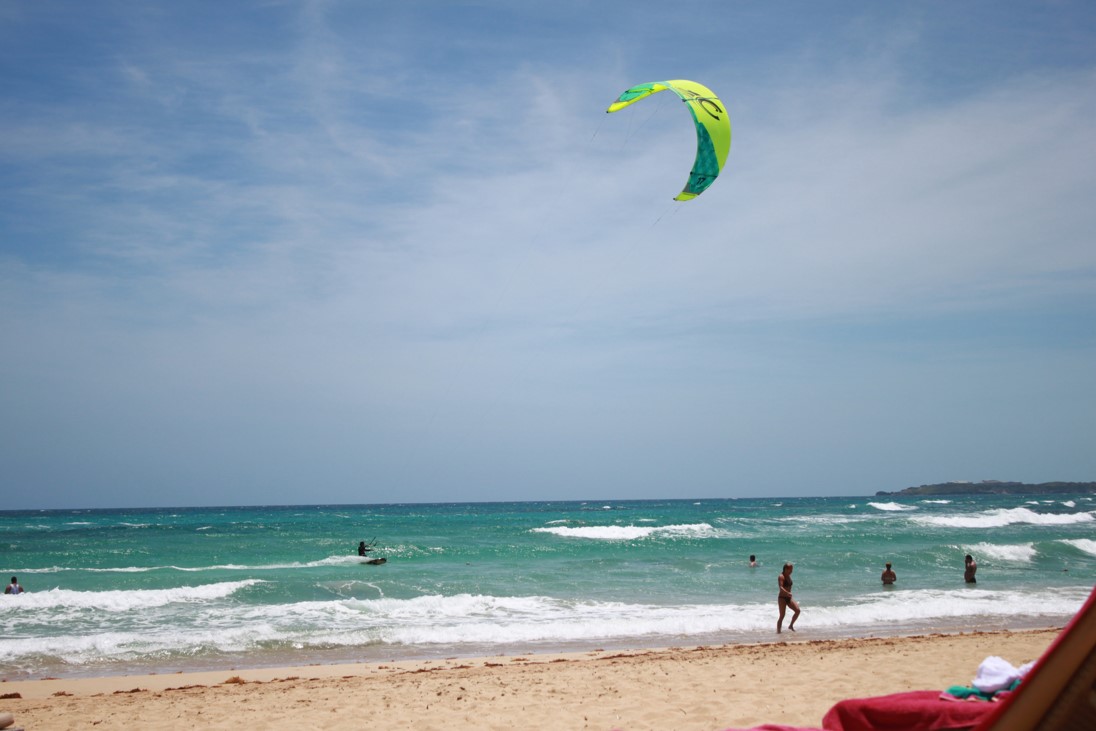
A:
[965,554,978,583]
[777,562,800,633]
[881,562,896,585]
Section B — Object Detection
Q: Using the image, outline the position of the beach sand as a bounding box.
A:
[1,629,1058,730]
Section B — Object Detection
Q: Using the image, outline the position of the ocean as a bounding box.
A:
[2,494,1094,680]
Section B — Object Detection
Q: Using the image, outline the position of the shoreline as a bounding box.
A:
[2,612,1070,683]
[2,628,1061,729]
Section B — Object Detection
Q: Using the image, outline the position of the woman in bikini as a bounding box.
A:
[777,562,800,633]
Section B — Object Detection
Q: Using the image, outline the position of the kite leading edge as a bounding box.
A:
[607,79,731,201]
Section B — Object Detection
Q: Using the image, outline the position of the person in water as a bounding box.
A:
[5,576,23,594]
[749,555,758,567]
[965,554,978,583]
[777,562,800,633]
[358,541,370,556]
[881,562,896,585]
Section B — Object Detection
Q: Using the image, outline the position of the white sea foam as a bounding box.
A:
[0,580,262,612]
[867,502,917,512]
[531,523,718,540]
[1060,539,1096,557]
[49,554,369,574]
[912,507,1095,529]
[1,618,290,670]
[804,588,1087,629]
[776,514,865,526]
[1062,501,1076,508]
[964,542,1037,563]
[3,587,1087,673]
[921,499,952,504]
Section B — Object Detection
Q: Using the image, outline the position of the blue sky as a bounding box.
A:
[2,1,1095,509]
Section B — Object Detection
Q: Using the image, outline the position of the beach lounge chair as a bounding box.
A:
[972,584,1096,730]
[725,585,1096,731]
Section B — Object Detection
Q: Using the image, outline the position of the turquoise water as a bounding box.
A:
[2,495,1094,679]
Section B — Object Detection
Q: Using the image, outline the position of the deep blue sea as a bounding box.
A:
[2,495,1094,679]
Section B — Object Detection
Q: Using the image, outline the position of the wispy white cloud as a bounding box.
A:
[2,2,1094,507]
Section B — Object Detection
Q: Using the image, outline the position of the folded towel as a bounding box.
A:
[972,655,1034,693]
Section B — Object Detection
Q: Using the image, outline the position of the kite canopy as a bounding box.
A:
[607,79,731,201]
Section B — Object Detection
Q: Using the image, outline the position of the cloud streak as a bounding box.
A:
[2,3,1094,507]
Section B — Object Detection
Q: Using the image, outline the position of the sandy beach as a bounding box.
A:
[0,628,1058,730]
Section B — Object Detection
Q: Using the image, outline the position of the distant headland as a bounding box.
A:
[876,480,1096,496]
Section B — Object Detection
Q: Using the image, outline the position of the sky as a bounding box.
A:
[2,1,1095,510]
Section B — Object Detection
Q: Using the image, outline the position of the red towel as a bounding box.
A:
[821,690,997,731]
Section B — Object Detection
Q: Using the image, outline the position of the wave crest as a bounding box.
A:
[913,507,1094,529]
[531,523,718,540]
[867,502,918,512]
[964,542,1036,563]
[0,580,263,612]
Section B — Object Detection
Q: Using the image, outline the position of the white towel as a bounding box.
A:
[973,655,1028,693]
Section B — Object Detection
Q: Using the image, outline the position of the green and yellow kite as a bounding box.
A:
[607,80,731,201]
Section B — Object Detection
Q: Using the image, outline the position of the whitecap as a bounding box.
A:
[0,580,263,612]
[1060,538,1096,557]
[776,514,865,526]
[964,542,1036,563]
[867,502,918,512]
[65,554,369,574]
[803,587,1088,629]
[531,523,718,541]
[913,507,1094,529]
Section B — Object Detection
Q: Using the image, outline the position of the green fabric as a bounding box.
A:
[945,678,1022,701]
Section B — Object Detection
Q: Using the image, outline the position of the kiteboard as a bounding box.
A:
[361,557,387,565]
